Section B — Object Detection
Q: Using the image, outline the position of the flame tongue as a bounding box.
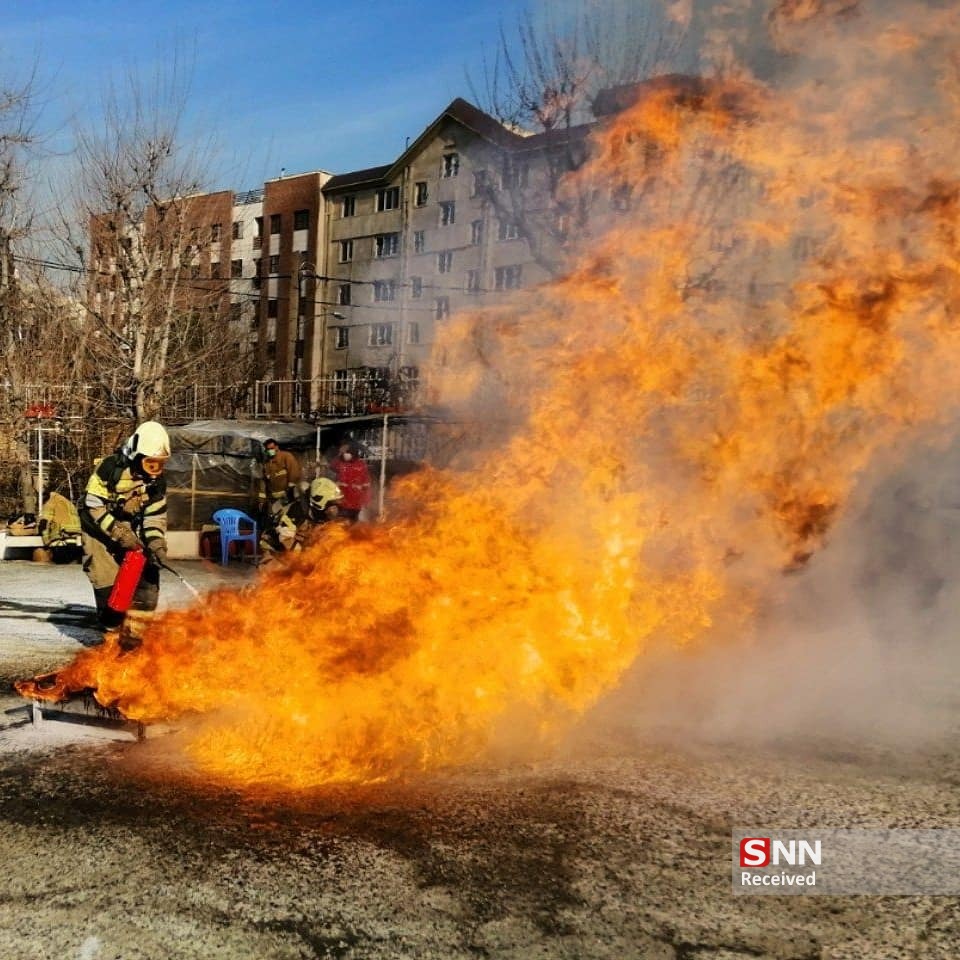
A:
[32,5,960,787]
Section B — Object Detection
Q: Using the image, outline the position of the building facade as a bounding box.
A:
[319,99,589,395]
[88,98,596,416]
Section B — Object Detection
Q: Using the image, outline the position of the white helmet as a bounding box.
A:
[123,421,170,477]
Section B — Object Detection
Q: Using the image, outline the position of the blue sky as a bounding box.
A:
[5,0,534,192]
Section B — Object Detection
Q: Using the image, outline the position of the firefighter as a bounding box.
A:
[37,487,83,564]
[259,438,302,505]
[79,421,170,641]
[307,476,344,523]
[258,478,344,566]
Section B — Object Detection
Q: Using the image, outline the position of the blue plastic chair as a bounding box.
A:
[212,509,258,566]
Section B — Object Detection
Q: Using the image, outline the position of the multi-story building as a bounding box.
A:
[320,98,591,393]
[88,97,596,416]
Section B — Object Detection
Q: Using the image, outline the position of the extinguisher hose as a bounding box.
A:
[156,559,202,599]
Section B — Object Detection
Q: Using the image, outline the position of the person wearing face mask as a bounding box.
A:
[78,420,170,636]
[329,440,371,522]
[258,438,303,513]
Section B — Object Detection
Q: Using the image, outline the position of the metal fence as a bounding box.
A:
[1,373,425,424]
[0,373,432,515]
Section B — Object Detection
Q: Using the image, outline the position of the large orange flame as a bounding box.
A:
[41,2,960,788]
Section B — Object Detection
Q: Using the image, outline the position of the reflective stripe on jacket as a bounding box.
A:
[80,453,167,545]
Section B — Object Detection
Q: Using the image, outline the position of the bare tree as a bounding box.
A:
[469,0,691,276]
[57,61,250,423]
[478,1,688,132]
[0,62,59,514]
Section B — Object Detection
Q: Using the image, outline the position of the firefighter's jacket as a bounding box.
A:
[262,449,302,501]
[79,453,167,551]
[39,492,82,547]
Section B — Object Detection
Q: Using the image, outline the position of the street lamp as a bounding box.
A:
[295,261,316,412]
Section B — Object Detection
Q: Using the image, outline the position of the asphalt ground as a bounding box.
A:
[0,559,957,959]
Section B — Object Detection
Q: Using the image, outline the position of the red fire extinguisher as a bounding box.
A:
[108,549,147,613]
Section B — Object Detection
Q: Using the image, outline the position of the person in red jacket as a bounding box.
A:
[329,440,372,521]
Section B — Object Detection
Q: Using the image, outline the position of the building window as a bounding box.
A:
[501,159,529,189]
[466,269,480,293]
[339,239,353,263]
[232,221,243,240]
[437,250,453,273]
[376,187,400,212]
[414,182,428,206]
[369,323,394,346]
[266,340,277,359]
[498,218,520,241]
[375,233,400,258]
[335,327,349,350]
[341,195,356,217]
[439,201,455,226]
[495,264,523,290]
[268,254,280,275]
[269,213,281,234]
[413,230,425,253]
[189,263,200,279]
[408,322,420,345]
[294,209,309,230]
[373,279,397,301]
[472,170,488,197]
[338,283,351,305]
[230,259,243,278]
[211,223,222,242]
[435,297,450,320]
[410,276,422,299]
[442,152,459,178]
[210,261,221,279]
[267,298,278,318]
[471,219,484,245]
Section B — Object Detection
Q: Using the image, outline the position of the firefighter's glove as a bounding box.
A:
[285,485,297,504]
[146,540,168,566]
[110,521,142,551]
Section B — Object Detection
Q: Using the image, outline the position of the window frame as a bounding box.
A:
[494,264,523,290]
[369,322,395,346]
[441,153,460,178]
[373,279,397,302]
[374,232,400,258]
[376,186,401,212]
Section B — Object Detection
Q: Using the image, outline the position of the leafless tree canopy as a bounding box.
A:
[57,62,248,423]
[476,0,689,132]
